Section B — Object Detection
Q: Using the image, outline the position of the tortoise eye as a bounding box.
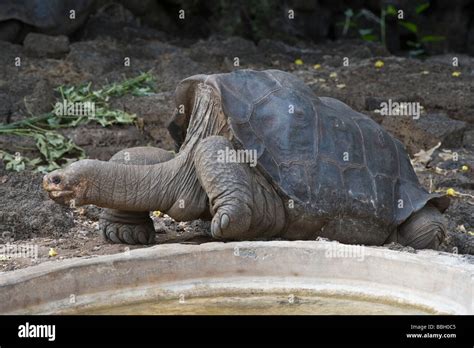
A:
[51,176,61,185]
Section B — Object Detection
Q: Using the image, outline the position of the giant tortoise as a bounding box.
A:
[43,69,449,249]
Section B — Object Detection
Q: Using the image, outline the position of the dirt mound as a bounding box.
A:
[0,163,74,241]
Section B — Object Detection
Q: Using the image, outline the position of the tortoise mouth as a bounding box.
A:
[48,190,74,198]
[46,189,76,206]
[43,173,76,204]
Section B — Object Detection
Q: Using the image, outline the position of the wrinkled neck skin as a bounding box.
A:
[79,153,204,220]
[80,84,226,221]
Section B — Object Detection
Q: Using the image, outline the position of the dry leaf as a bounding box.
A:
[412,142,441,165]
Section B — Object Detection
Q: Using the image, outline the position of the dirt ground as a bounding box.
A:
[0,28,473,271]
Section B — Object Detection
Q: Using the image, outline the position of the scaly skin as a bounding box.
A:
[99,147,175,245]
[43,80,446,249]
[194,136,286,240]
[43,137,287,242]
[43,153,208,220]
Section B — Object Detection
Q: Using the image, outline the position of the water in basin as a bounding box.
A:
[69,292,435,315]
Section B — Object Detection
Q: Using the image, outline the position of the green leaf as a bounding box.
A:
[400,21,418,33]
[7,160,25,172]
[344,8,354,17]
[337,21,357,28]
[1,73,154,172]
[421,35,445,43]
[36,136,49,159]
[361,34,377,42]
[359,28,373,36]
[416,3,430,14]
[28,157,43,166]
[409,48,425,57]
[386,5,397,16]
[406,40,421,48]
[1,151,27,172]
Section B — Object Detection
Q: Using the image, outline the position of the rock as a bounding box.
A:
[384,242,416,253]
[79,2,166,42]
[0,134,36,158]
[257,39,325,65]
[23,79,56,115]
[382,113,467,155]
[257,39,296,55]
[67,40,120,76]
[152,218,172,234]
[365,96,420,124]
[138,41,178,59]
[0,40,23,66]
[120,0,178,34]
[0,19,23,42]
[110,93,173,124]
[0,168,74,240]
[0,73,53,123]
[425,54,474,69]
[63,125,156,160]
[437,176,473,190]
[463,129,474,149]
[468,24,474,56]
[67,39,153,82]
[108,93,176,150]
[292,0,318,11]
[188,36,258,65]
[23,33,70,58]
[0,92,12,123]
[81,205,102,221]
[154,51,205,91]
[444,232,474,255]
[364,96,386,112]
[0,0,95,36]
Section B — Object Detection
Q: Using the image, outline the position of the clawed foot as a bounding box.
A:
[210,207,250,240]
[99,213,155,245]
[211,211,230,238]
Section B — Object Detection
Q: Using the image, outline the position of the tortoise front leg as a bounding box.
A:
[99,147,174,245]
[194,136,286,240]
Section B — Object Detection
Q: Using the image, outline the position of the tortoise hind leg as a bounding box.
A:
[194,136,286,240]
[396,204,447,250]
[99,147,174,245]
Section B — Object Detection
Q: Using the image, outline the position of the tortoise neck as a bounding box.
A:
[79,147,206,220]
[179,83,228,152]
[82,84,225,219]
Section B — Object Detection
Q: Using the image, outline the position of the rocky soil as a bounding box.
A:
[0,16,473,271]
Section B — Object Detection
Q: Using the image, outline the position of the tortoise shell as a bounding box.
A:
[169,69,448,228]
[0,0,93,34]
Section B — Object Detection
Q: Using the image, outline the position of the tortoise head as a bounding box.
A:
[43,160,94,206]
